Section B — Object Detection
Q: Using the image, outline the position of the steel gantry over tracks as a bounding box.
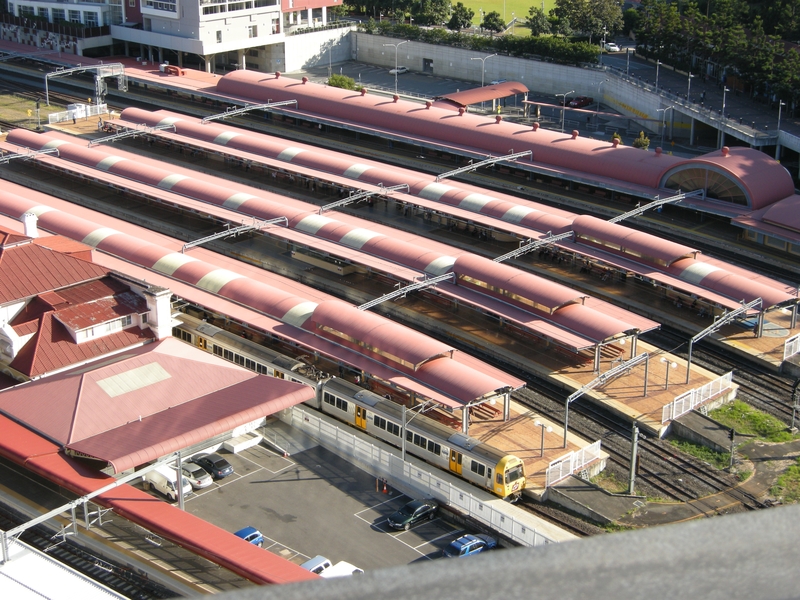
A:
[608,189,704,224]
[435,150,532,182]
[0,147,60,164]
[358,273,455,311]
[45,63,127,106]
[201,100,298,124]
[182,217,288,253]
[88,123,177,147]
[320,184,409,214]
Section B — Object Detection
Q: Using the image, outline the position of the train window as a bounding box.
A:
[496,473,502,485]
[470,460,486,477]
[213,345,223,357]
[323,392,348,412]
[245,358,256,371]
[373,415,400,437]
[487,468,492,480]
[427,440,441,455]
[172,328,192,343]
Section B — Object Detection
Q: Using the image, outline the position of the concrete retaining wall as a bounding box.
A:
[353,32,692,140]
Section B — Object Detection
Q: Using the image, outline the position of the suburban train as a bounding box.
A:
[173,313,527,499]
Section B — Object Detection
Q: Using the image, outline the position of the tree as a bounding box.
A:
[632,131,650,150]
[328,74,362,91]
[415,0,451,26]
[551,0,622,39]
[526,6,551,36]
[553,15,573,36]
[447,2,474,30]
[482,10,506,34]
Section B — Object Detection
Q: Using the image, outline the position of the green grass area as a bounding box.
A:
[459,0,556,29]
[590,470,629,494]
[709,400,796,443]
[770,458,800,503]
[669,438,731,470]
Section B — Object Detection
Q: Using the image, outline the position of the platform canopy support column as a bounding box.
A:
[792,302,798,330]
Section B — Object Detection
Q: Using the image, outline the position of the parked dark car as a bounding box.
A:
[193,453,234,479]
[387,499,438,530]
[568,96,594,108]
[234,526,264,547]
[443,534,497,558]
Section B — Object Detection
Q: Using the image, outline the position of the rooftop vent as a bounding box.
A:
[532,122,539,131]
[611,137,620,147]
[360,88,367,96]
[302,76,308,84]
[655,147,663,155]
[425,101,431,109]
[721,146,730,156]
[458,108,465,116]
[393,95,399,103]
[275,71,281,78]
[571,130,579,139]
[496,115,503,124]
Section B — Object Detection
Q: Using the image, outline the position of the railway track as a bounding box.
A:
[0,501,176,599]
[0,76,783,524]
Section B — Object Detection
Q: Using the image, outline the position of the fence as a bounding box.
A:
[784,333,800,361]
[544,440,603,488]
[286,406,557,547]
[48,103,108,125]
[661,371,734,423]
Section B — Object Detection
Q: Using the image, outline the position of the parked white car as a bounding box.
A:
[604,42,621,52]
[389,66,409,75]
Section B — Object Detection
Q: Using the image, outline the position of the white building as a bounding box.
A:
[1,0,352,73]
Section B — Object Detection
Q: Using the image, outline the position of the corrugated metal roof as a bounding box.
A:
[433,81,530,108]
[0,233,108,303]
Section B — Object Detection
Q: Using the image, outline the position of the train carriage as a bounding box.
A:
[318,378,526,499]
[173,314,525,499]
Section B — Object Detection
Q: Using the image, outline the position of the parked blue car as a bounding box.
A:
[443,534,497,558]
[234,526,264,547]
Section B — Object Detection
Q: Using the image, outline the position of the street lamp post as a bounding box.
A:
[657,106,673,149]
[687,72,694,101]
[655,60,662,93]
[534,420,553,457]
[720,85,730,148]
[660,357,678,390]
[626,48,631,76]
[596,78,609,114]
[555,90,574,132]
[601,26,607,65]
[471,53,497,109]
[511,12,514,34]
[383,39,409,95]
[777,100,786,159]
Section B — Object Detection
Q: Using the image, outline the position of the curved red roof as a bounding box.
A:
[309,300,454,370]
[416,356,513,401]
[660,147,795,211]
[216,71,683,189]
[454,253,583,310]
[549,303,636,342]
[572,215,697,266]
[758,194,800,233]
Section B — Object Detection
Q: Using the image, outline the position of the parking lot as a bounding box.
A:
[139,438,467,571]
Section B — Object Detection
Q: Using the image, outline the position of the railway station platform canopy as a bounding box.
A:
[0,337,313,473]
[92,112,657,353]
[97,109,797,327]
[0,183,522,415]
[432,81,530,111]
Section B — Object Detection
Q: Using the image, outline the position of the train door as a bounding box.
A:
[449,450,462,475]
[355,406,367,430]
[195,335,208,351]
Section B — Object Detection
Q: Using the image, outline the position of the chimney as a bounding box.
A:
[22,212,38,238]
[143,286,173,340]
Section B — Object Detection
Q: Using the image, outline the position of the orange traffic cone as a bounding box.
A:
[382,481,388,493]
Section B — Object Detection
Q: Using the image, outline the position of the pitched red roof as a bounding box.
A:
[0,237,108,303]
[8,312,154,378]
[68,376,312,473]
[0,338,259,444]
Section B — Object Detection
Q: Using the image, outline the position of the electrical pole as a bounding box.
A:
[629,421,639,494]
[728,428,736,470]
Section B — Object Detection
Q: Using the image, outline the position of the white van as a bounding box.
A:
[144,465,192,502]
[319,561,364,578]
[300,555,332,575]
